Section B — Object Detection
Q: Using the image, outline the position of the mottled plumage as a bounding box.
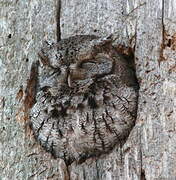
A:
[30,35,138,165]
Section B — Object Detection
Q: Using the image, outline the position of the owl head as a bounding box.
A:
[30,35,138,165]
[38,35,120,89]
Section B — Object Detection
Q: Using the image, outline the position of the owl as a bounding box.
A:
[30,35,138,165]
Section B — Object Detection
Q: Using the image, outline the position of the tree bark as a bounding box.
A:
[0,0,176,179]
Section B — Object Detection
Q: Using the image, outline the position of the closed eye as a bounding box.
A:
[78,60,97,68]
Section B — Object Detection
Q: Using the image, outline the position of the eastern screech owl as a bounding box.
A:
[30,35,138,165]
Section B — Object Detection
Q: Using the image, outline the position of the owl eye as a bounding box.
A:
[79,57,113,78]
[80,60,97,69]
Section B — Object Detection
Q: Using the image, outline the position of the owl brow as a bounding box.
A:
[82,59,97,64]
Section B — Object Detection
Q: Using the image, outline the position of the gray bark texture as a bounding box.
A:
[0,0,176,180]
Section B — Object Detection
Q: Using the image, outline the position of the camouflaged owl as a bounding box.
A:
[30,35,138,165]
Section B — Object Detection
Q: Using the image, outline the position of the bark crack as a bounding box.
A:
[56,0,61,42]
[95,160,100,180]
[24,61,39,111]
[159,0,165,64]
[139,127,145,180]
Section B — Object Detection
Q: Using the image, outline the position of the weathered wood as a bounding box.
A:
[0,0,176,179]
[136,0,176,179]
[0,1,68,179]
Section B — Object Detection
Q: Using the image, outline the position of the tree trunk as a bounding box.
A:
[0,0,176,179]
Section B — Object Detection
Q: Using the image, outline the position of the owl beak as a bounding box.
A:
[67,74,72,87]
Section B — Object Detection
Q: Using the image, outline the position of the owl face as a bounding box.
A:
[30,35,138,165]
[39,35,114,89]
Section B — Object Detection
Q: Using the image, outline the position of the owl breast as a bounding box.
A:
[30,35,138,165]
